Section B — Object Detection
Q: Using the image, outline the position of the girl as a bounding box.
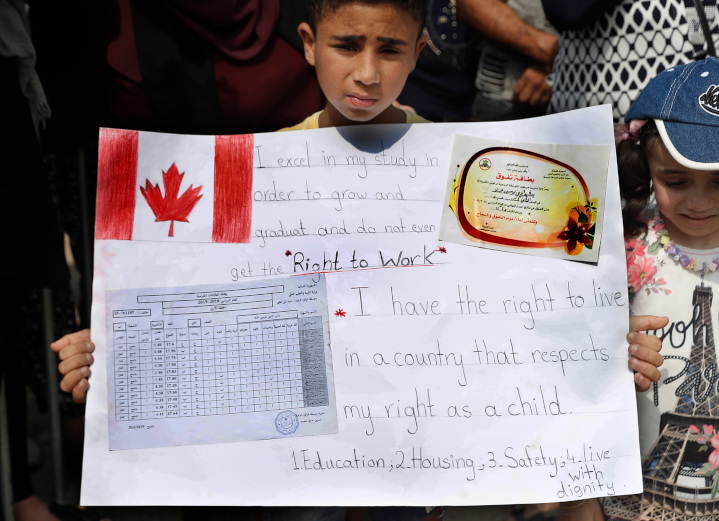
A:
[566,57,719,521]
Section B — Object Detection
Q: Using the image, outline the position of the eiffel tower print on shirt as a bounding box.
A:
[605,281,719,520]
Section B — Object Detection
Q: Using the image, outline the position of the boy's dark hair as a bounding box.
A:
[306,0,427,37]
[618,121,661,237]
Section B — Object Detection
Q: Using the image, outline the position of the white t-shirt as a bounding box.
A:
[604,208,719,519]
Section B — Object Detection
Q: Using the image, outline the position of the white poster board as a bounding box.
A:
[82,105,639,506]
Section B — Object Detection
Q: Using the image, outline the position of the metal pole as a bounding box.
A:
[0,378,16,521]
[43,288,65,503]
[77,146,93,325]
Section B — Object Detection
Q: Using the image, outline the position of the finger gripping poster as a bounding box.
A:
[82,106,640,506]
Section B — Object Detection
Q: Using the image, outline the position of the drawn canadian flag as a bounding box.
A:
[95,128,253,243]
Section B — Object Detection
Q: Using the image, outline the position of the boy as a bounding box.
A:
[53,0,434,403]
[282,0,430,130]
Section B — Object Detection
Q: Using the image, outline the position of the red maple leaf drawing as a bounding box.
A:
[140,163,203,237]
[334,309,346,317]
[437,246,447,253]
[285,250,292,256]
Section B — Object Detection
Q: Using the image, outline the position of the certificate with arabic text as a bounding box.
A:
[440,135,610,262]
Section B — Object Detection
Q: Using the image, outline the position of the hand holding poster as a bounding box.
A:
[82,106,639,506]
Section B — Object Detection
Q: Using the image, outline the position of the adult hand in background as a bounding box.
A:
[512,63,552,109]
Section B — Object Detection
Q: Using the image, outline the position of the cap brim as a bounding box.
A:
[656,119,719,170]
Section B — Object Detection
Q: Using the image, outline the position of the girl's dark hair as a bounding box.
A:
[305,0,427,37]
[619,120,661,237]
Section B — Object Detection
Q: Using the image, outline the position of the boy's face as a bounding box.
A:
[299,3,426,125]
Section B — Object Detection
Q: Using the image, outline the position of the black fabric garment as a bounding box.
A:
[540,0,622,30]
[398,0,479,122]
[130,0,226,134]
[276,0,306,55]
[2,299,34,504]
[0,57,68,289]
[0,54,69,508]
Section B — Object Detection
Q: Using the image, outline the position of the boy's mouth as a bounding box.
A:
[347,94,378,108]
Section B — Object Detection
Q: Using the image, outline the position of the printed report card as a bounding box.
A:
[106,274,337,450]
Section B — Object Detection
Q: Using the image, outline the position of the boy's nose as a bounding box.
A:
[354,54,380,85]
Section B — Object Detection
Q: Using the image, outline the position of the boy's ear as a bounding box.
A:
[410,33,428,71]
[298,23,317,66]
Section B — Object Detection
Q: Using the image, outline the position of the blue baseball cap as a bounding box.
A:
[626,57,719,170]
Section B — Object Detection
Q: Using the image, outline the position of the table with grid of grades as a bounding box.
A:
[112,313,329,421]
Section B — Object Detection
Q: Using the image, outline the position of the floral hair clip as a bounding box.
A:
[620,126,637,141]
[621,119,648,141]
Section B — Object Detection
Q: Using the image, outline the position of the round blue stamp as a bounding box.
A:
[275,410,299,435]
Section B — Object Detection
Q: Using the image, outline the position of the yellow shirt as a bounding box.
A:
[279,109,430,131]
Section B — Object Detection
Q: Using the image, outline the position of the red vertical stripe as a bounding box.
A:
[96,128,139,240]
[213,134,254,243]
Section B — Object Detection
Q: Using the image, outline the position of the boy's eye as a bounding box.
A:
[333,43,358,52]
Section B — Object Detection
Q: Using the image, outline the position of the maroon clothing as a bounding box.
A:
[104,0,322,134]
